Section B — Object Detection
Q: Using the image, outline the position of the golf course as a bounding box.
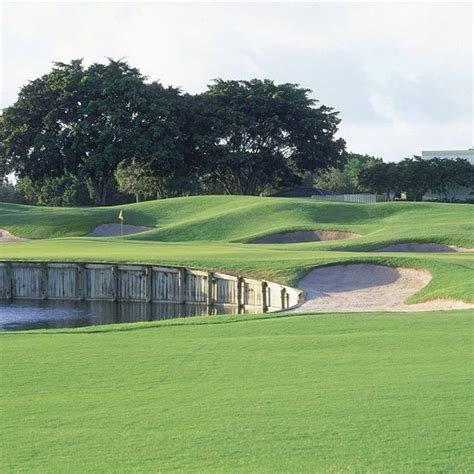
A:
[1,196,473,471]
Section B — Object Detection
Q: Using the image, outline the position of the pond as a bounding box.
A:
[0,300,243,331]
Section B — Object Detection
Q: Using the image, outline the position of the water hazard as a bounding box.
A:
[0,300,244,331]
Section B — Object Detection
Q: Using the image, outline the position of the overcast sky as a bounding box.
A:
[1,1,472,161]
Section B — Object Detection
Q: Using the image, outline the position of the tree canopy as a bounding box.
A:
[1,65,346,204]
[194,79,345,195]
[3,58,472,206]
[359,156,474,202]
[314,152,382,194]
[0,59,182,204]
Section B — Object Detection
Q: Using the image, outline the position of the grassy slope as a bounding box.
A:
[1,197,473,303]
[1,310,473,472]
[1,196,474,246]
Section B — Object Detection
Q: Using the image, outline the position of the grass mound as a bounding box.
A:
[1,196,473,247]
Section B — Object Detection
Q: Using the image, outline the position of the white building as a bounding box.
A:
[421,149,474,202]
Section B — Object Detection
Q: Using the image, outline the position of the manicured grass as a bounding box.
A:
[1,197,473,472]
[1,310,473,472]
[2,197,474,303]
[2,196,474,247]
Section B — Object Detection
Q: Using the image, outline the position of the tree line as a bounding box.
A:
[1,58,472,206]
[312,155,473,202]
[0,59,345,205]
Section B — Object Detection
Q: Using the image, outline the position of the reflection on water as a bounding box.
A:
[0,300,243,331]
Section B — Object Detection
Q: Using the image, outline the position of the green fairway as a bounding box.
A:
[1,197,473,472]
[1,196,474,247]
[1,197,473,304]
[1,310,473,472]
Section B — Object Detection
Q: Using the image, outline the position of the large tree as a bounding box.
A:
[68,59,150,204]
[396,156,433,201]
[192,79,345,195]
[115,159,161,202]
[133,84,194,197]
[428,158,474,202]
[314,167,355,193]
[314,152,382,193]
[0,59,157,204]
[1,67,348,203]
[358,162,399,198]
[344,152,382,191]
[0,60,84,181]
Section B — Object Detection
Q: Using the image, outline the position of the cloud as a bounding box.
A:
[1,1,472,161]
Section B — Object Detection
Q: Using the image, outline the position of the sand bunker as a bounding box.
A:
[87,223,153,237]
[377,243,473,253]
[252,230,360,244]
[0,229,26,243]
[288,264,474,313]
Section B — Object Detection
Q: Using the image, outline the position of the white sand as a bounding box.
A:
[288,264,474,313]
[0,229,26,243]
[252,230,360,244]
[87,223,153,237]
[377,243,473,253]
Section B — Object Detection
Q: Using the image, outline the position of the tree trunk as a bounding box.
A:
[92,180,108,206]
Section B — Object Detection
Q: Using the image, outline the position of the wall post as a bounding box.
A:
[40,263,48,300]
[179,268,186,304]
[237,276,244,314]
[145,265,152,302]
[207,272,214,315]
[77,263,85,300]
[280,288,287,310]
[111,265,118,302]
[5,262,13,300]
[261,281,268,313]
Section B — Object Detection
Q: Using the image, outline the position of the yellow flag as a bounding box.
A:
[118,210,124,221]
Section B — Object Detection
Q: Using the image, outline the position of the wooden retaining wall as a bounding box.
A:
[0,262,302,313]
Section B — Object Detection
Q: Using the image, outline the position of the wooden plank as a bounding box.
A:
[187,269,209,278]
[152,265,180,274]
[117,264,147,272]
[46,263,78,300]
[212,271,238,281]
[11,263,42,299]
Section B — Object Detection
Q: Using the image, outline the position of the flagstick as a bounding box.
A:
[121,220,123,240]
